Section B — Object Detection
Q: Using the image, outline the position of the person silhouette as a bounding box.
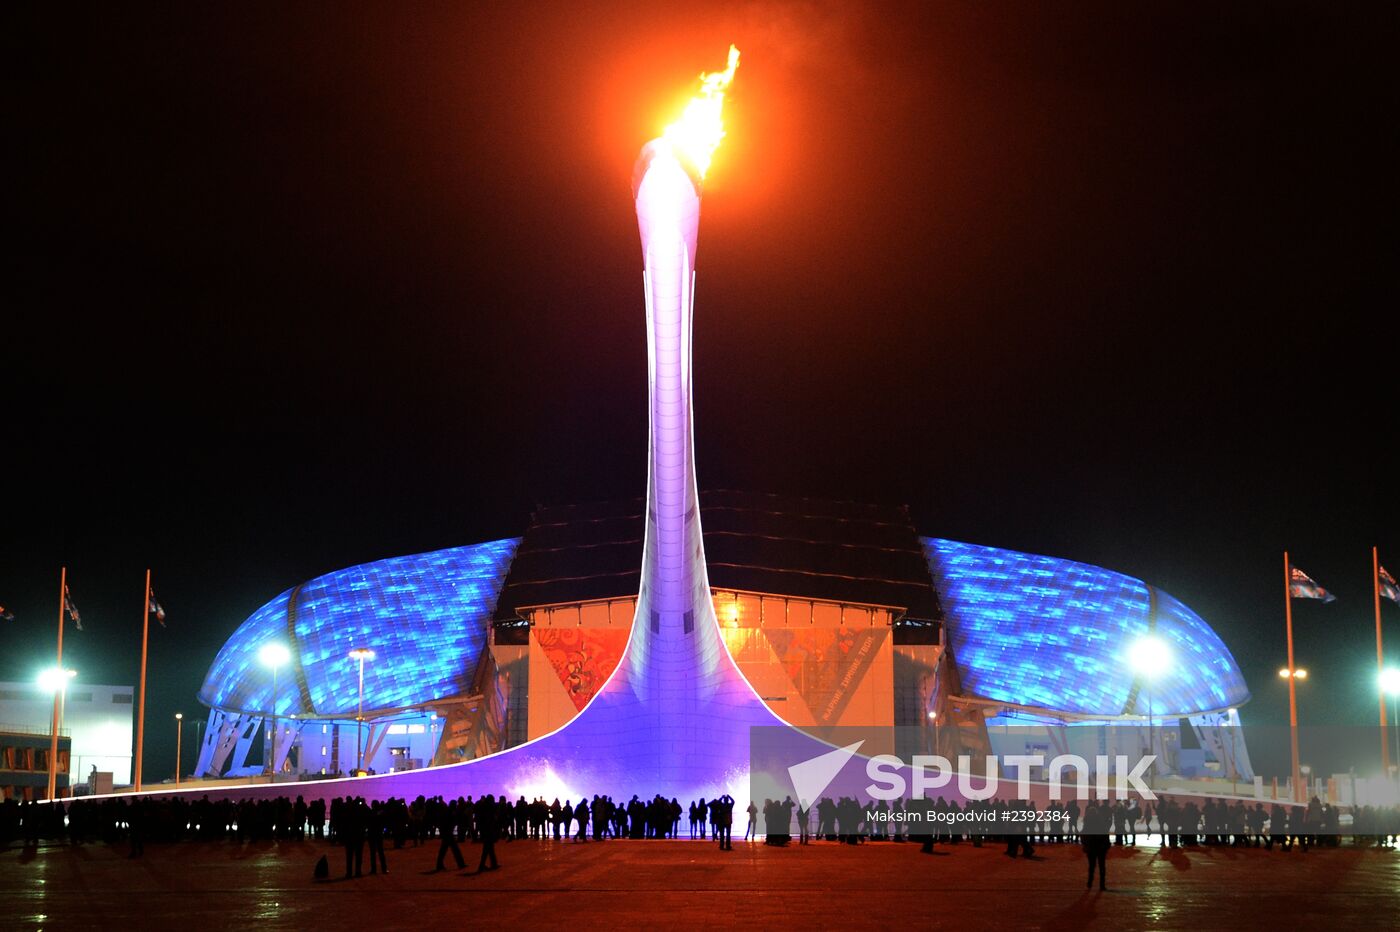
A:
[574,797,590,842]
[367,801,388,875]
[476,793,500,872]
[343,798,366,878]
[127,798,145,859]
[433,800,465,871]
[1081,800,1111,891]
[713,795,734,850]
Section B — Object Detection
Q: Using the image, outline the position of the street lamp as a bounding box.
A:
[1382,668,1400,779]
[39,667,77,693]
[175,713,183,785]
[258,643,291,777]
[1129,636,1173,792]
[1278,666,1309,799]
[348,647,375,774]
[39,668,76,801]
[1226,708,1240,796]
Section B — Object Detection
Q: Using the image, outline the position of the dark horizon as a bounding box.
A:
[6,2,1397,783]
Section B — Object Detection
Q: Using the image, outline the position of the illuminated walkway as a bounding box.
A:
[4,837,1398,929]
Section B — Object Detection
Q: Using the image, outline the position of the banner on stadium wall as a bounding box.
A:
[535,627,629,711]
[764,627,889,726]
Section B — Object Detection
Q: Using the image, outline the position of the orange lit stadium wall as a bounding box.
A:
[500,589,942,743]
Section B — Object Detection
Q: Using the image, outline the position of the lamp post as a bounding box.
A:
[136,568,151,792]
[175,713,183,785]
[39,667,76,800]
[1129,635,1173,793]
[258,643,291,778]
[1382,668,1400,781]
[1227,708,1238,796]
[47,568,70,802]
[1278,667,1308,799]
[348,648,375,774]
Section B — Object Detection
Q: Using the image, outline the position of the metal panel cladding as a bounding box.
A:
[922,538,1249,717]
[199,539,519,716]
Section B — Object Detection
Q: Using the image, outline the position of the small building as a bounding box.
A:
[0,681,135,791]
[1,725,72,801]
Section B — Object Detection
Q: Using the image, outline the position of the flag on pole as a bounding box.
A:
[63,585,83,630]
[148,591,167,627]
[1289,566,1335,602]
[1380,566,1400,605]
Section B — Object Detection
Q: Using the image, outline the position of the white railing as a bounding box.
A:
[0,722,71,738]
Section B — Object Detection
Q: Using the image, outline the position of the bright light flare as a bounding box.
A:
[37,667,76,692]
[1381,667,1400,696]
[259,642,291,669]
[662,44,740,178]
[348,648,376,662]
[1279,667,1308,680]
[1128,635,1173,680]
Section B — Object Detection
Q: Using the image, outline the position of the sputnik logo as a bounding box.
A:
[786,740,865,805]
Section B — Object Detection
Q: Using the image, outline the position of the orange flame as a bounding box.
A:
[662,44,740,178]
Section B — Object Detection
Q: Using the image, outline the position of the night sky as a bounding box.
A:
[7,2,1397,782]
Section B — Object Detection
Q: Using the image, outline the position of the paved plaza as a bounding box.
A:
[3,835,1398,930]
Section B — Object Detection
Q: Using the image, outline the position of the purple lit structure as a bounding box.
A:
[404,138,789,803]
[398,137,786,804]
[168,130,783,808]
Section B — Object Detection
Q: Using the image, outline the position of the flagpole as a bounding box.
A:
[135,568,151,792]
[1284,551,1302,803]
[1375,547,1390,776]
[48,566,67,802]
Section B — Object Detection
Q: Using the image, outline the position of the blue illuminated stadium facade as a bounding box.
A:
[196,515,1249,780]
[201,540,518,718]
[922,538,1248,718]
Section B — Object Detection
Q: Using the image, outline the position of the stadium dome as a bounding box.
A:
[922,537,1249,717]
[198,539,519,717]
[193,504,1250,781]
[201,526,1248,723]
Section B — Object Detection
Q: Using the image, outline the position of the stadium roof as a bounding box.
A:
[493,490,941,621]
[198,539,518,717]
[198,498,1249,721]
[923,537,1250,718]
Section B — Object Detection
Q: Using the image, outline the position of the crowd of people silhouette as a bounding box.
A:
[2,790,1396,882]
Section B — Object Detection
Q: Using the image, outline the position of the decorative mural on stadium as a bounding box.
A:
[535,628,629,712]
